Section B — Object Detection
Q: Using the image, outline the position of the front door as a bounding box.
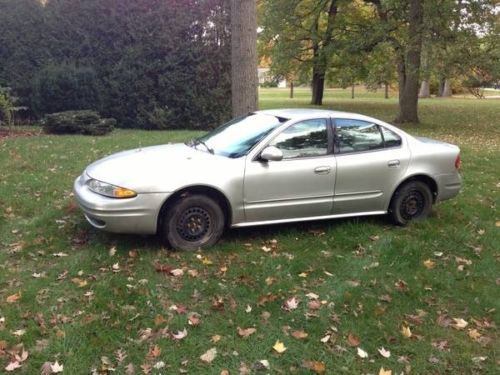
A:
[244,118,336,223]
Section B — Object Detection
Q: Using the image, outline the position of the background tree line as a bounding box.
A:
[0,0,231,129]
[258,0,500,123]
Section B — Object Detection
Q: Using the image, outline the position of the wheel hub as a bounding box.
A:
[400,191,424,220]
[176,207,211,241]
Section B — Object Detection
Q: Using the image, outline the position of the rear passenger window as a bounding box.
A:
[335,119,384,154]
[380,126,402,147]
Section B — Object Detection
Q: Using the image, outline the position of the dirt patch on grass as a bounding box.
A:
[0,128,42,140]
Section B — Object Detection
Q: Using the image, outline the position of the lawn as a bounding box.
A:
[0,89,498,374]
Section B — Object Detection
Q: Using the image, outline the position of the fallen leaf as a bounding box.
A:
[401,325,412,338]
[188,314,201,326]
[211,335,221,343]
[115,349,127,364]
[154,361,165,369]
[291,330,308,339]
[273,340,287,353]
[254,360,269,370]
[303,360,326,374]
[308,300,321,310]
[245,305,252,313]
[468,329,482,340]
[357,347,368,358]
[6,292,21,303]
[200,347,217,363]
[320,335,331,343]
[261,246,271,253]
[172,328,188,340]
[283,297,299,311]
[379,368,392,375]
[170,268,184,277]
[238,327,256,337]
[378,347,391,358]
[423,259,435,269]
[52,252,68,257]
[452,318,468,329]
[149,345,161,358]
[305,292,319,300]
[51,361,64,373]
[5,361,22,372]
[347,333,360,347]
[394,279,408,290]
[40,362,53,375]
[155,263,173,273]
[109,246,117,256]
[12,329,26,337]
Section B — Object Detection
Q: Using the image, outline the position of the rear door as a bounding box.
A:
[332,118,409,214]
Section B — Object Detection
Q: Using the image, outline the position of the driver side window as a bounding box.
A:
[270,119,328,159]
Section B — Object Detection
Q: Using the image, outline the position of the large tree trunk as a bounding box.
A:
[384,82,389,99]
[289,80,294,99]
[395,0,424,123]
[442,78,452,97]
[309,0,338,106]
[311,68,325,105]
[438,77,452,97]
[419,80,430,98]
[231,0,258,117]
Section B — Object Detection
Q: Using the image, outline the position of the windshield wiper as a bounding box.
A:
[190,139,214,154]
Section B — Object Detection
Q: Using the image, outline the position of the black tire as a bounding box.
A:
[389,181,433,225]
[162,194,225,251]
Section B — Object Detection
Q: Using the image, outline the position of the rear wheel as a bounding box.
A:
[163,194,225,251]
[389,181,433,225]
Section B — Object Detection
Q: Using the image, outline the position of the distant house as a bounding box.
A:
[258,68,287,88]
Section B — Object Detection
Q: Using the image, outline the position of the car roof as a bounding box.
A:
[256,108,367,121]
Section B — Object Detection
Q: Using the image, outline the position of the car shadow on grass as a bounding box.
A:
[75,214,396,253]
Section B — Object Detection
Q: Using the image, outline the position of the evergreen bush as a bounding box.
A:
[44,110,115,136]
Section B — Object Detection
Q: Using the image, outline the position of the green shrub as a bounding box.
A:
[44,110,115,136]
[31,65,100,116]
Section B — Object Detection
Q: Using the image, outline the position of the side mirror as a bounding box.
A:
[260,146,283,161]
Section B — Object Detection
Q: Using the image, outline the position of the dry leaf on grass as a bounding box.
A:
[237,327,256,337]
[378,347,391,358]
[272,340,287,353]
[200,347,217,363]
[357,347,368,358]
[291,330,308,339]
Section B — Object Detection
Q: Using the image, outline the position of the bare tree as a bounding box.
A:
[231,0,258,117]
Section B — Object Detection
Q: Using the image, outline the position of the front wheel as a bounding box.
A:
[162,194,225,251]
[389,181,433,225]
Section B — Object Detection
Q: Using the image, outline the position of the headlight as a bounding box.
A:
[87,179,137,199]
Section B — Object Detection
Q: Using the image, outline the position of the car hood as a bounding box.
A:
[85,143,237,193]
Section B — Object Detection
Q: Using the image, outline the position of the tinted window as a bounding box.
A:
[270,119,328,159]
[380,126,402,147]
[335,119,383,153]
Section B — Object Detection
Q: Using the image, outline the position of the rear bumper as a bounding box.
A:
[73,174,170,235]
[435,172,462,202]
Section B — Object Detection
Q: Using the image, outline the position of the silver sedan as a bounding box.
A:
[74,109,461,250]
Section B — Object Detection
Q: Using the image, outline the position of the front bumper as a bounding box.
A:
[73,173,170,235]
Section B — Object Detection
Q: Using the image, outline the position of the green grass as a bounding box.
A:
[0,89,498,374]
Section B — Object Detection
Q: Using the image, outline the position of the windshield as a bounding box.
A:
[193,113,286,158]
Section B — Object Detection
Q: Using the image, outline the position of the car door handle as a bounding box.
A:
[388,160,400,167]
[314,166,331,175]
